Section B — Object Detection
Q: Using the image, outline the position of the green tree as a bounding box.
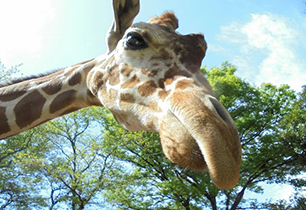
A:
[253,86,306,210]
[101,62,305,209]
[280,85,306,169]
[13,107,118,209]
[0,130,51,209]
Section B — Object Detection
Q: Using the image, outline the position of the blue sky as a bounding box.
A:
[0,0,305,204]
[0,0,305,90]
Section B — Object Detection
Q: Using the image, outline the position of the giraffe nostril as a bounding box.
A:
[207,96,238,132]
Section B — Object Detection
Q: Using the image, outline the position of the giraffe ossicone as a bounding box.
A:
[0,0,241,190]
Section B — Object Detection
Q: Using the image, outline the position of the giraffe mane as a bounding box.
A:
[0,58,96,88]
[0,70,60,88]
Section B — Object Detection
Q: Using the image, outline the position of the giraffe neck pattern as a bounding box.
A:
[0,59,98,139]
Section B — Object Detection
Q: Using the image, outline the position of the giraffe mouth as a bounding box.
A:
[160,111,207,171]
[159,90,241,190]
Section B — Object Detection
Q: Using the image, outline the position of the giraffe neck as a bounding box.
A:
[0,59,100,139]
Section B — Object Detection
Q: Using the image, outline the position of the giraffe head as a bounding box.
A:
[87,7,241,189]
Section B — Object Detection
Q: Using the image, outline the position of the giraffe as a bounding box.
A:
[0,0,241,190]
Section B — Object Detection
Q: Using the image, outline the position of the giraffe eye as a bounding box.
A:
[126,32,148,50]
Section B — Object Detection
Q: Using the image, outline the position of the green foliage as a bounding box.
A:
[0,60,21,83]
[28,107,117,209]
[0,126,51,209]
[280,86,306,168]
[0,108,116,209]
[101,62,304,209]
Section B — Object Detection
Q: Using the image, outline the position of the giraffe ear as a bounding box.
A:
[147,11,179,31]
[106,0,140,53]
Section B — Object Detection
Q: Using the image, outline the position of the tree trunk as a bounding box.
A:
[205,193,218,210]
[230,187,246,210]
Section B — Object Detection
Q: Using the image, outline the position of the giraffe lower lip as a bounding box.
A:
[159,110,207,171]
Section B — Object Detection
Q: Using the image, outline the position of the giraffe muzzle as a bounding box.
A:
[159,90,241,190]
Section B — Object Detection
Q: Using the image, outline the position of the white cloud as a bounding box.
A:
[0,0,55,64]
[207,43,227,53]
[273,184,295,201]
[218,13,306,91]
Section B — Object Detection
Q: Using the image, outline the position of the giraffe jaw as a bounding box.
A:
[159,91,241,190]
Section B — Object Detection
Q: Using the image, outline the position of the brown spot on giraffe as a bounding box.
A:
[147,69,159,77]
[0,88,27,102]
[147,101,162,112]
[158,79,165,89]
[140,67,159,77]
[119,93,136,108]
[14,90,46,128]
[159,78,174,86]
[158,64,192,88]
[158,90,170,101]
[137,102,161,118]
[122,75,141,89]
[68,72,82,86]
[0,106,10,135]
[120,93,136,103]
[108,64,120,86]
[176,79,193,90]
[164,64,191,79]
[42,81,62,95]
[138,80,157,97]
[121,64,134,77]
[87,71,104,96]
[50,90,77,114]
[141,68,148,75]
